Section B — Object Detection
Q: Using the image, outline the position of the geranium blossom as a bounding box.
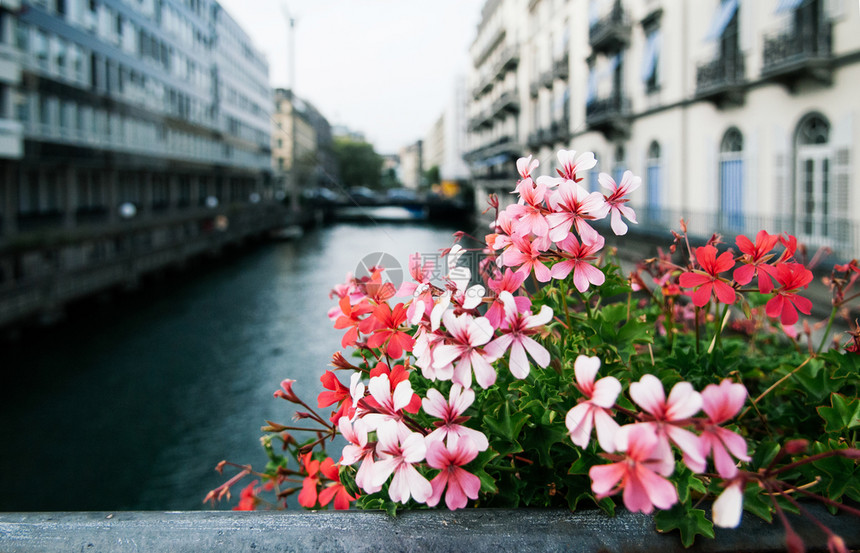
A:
[365,302,415,359]
[333,295,373,348]
[503,232,552,282]
[544,179,605,243]
[628,375,705,469]
[693,379,750,478]
[317,457,356,510]
[370,421,432,504]
[483,291,552,379]
[432,311,498,389]
[679,245,736,307]
[317,370,353,423]
[423,384,488,451]
[592,170,640,236]
[550,232,605,292]
[766,262,813,325]
[359,373,415,437]
[589,424,678,514]
[565,355,621,452]
[733,230,782,293]
[339,416,379,493]
[485,269,530,328]
[425,439,481,510]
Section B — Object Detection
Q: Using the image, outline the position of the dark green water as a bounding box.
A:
[0,220,466,511]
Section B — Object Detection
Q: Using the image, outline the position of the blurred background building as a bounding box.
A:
[466,0,859,261]
[272,87,336,210]
[0,0,277,327]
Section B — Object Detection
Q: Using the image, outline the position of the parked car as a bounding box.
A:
[385,188,420,204]
[346,186,379,206]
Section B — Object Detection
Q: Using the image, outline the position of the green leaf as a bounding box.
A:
[817,393,860,434]
[654,504,714,547]
[742,485,773,523]
[484,400,529,441]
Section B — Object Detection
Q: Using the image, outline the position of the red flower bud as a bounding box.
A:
[783,439,809,455]
[274,379,300,403]
[828,535,848,553]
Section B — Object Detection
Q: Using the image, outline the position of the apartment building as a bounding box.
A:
[0,0,277,327]
[272,88,336,208]
[467,0,859,260]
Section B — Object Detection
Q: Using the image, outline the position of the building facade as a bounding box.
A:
[272,88,336,208]
[467,0,859,261]
[0,0,277,327]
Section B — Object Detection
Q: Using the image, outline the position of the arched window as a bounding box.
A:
[646,141,662,222]
[794,113,831,238]
[719,127,744,230]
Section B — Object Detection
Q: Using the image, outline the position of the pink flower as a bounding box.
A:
[693,379,750,478]
[370,421,432,504]
[544,179,605,243]
[712,480,744,528]
[485,269,530,328]
[589,424,678,514]
[565,355,621,452]
[503,232,552,282]
[550,232,606,292]
[516,155,539,180]
[483,291,553,379]
[359,373,415,436]
[678,245,736,307]
[433,311,498,389]
[592,170,640,236]
[425,439,482,510]
[766,262,813,326]
[629,375,705,469]
[508,179,549,237]
[423,384,489,451]
[339,416,380,494]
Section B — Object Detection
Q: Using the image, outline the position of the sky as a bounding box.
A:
[217,0,485,154]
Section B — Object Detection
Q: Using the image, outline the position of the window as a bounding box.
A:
[641,28,661,93]
[646,141,662,222]
[613,144,626,184]
[719,128,744,230]
[794,113,831,239]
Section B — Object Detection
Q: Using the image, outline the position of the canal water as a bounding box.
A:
[0,219,473,511]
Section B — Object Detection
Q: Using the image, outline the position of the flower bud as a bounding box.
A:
[331,352,358,371]
[487,193,500,209]
[680,218,687,233]
[828,535,848,553]
[274,379,301,403]
[783,439,809,455]
[785,527,806,553]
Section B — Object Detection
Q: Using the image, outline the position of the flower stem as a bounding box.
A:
[738,355,814,420]
[816,305,838,354]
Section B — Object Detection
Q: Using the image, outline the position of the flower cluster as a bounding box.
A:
[208,149,859,551]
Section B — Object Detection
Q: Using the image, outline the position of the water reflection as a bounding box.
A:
[0,221,462,511]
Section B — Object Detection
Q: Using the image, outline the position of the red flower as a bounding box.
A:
[365,303,415,359]
[678,245,736,307]
[317,458,357,510]
[766,263,813,325]
[297,453,321,508]
[318,370,354,423]
[232,480,259,511]
[733,230,781,293]
[333,296,373,348]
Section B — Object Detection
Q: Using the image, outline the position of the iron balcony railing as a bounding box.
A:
[695,53,746,105]
[762,21,832,81]
[588,1,631,53]
[585,94,631,138]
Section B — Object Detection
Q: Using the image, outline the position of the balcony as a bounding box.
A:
[540,70,554,89]
[695,53,746,107]
[491,91,520,117]
[589,2,631,53]
[493,45,520,80]
[762,22,833,89]
[551,118,570,143]
[529,81,540,98]
[553,54,569,80]
[585,94,631,139]
[526,131,541,150]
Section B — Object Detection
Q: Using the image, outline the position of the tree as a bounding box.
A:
[333,137,383,190]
